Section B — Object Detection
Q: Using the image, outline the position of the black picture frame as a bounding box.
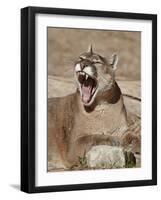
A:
[21,6,157,193]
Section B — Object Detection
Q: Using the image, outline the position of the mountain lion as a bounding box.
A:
[48,46,140,170]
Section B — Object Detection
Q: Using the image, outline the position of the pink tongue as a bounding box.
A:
[82,85,92,103]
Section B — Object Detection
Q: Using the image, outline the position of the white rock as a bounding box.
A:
[86,145,125,169]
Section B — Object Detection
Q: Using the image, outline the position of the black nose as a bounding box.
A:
[80,60,92,70]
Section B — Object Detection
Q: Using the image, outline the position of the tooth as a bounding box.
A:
[85,74,88,80]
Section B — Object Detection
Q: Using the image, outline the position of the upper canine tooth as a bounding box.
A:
[75,63,81,72]
[85,74,88,80]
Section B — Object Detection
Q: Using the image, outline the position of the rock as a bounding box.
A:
[48,75,76,98]
[86,145,125,169]
[48,75,140,98]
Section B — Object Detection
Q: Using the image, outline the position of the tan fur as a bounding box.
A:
[66,84,129,165]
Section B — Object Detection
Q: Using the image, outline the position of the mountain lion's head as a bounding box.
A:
[74,45,118,106]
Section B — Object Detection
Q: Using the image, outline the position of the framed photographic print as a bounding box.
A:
[21,6,157,193]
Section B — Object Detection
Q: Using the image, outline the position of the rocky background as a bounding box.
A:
[48,28,141,80]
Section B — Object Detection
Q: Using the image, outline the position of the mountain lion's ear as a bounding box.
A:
[87,44,93,55]
[109,54,118,71]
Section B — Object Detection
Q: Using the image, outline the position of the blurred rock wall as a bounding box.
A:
[48,28,141,80]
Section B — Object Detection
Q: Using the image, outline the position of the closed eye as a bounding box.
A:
[92,58,103,64]
[79,55,86,60]
[94,60,102,64]
[93,58,98,62]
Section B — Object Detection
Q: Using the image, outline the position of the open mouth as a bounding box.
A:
[77,71,98,104]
